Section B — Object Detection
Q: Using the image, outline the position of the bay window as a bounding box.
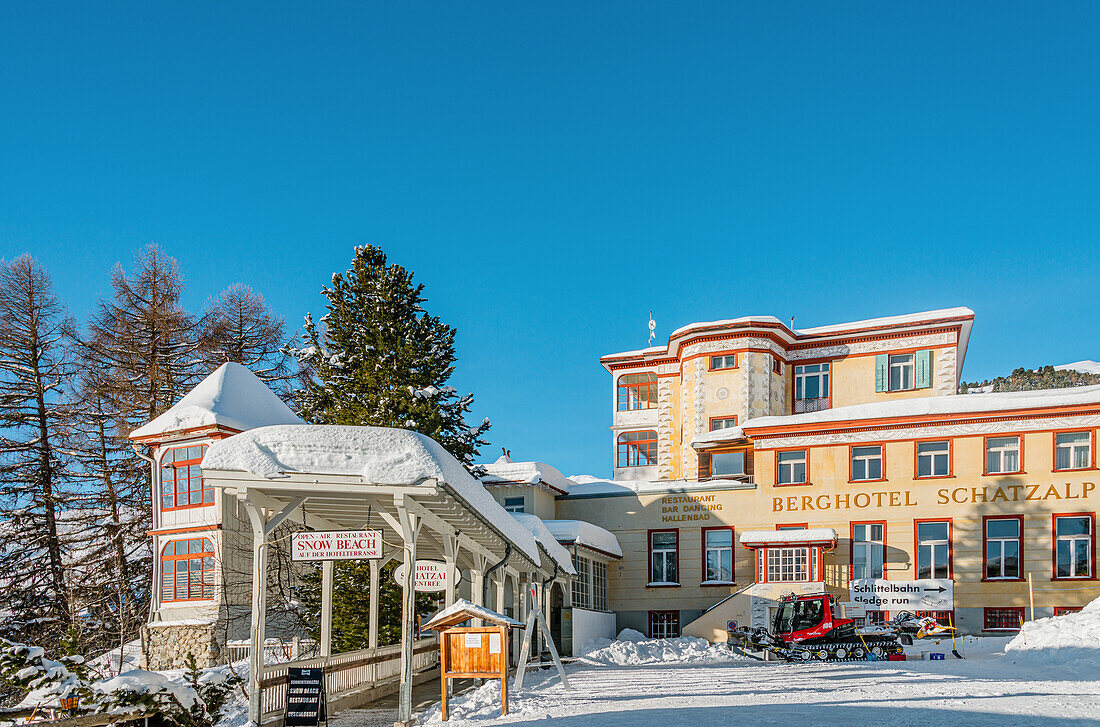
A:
[617,373,657,411]
[617,430,657,467]
[160,538,215,602]
[160,444,212,510]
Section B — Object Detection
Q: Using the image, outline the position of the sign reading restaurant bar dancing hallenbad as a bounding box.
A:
[291,530,383,561]
[849,578,953,611]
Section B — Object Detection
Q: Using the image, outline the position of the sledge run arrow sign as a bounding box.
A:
[850,579,953,611]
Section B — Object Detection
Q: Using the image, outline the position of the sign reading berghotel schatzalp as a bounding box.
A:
[849,579,953,611]
[291,530,382,561]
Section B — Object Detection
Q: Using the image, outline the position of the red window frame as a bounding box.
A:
[772,355,781,374]
[617,430,658,468]
[709,415,738,431]
[1052,429,1096,472]
[983,607,1024,631]
[160,444,212,511]
[701,526,735,585]
[709,353,738,371]
[616,373,657,411]
[982,434,1024,476]
[1054,607,1083,616]
[914,610,955,627]
[648,610,680,639]
[914,438,953,479]
[848,443,886,483]
[647,528,680,587]
[792,359,832,411]
[775,448,809,486]
[1051,512,1096,581]
[914,518,953,580]
[850,520,887,580]
[160,537,215,603]
[982,515,1024,582]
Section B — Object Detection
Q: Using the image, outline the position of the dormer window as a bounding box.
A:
[160,445,212,510]
[617,373,657,411]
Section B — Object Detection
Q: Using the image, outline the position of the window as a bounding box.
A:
[889,354,915,391]
[772,355,781,374]
[794,363,830,400]
[1054,515,1093,579]
[711,451,745,476]
[985,517,1022,580]
[616,373,657,411]
[984,607,1024,631]
[916,521,951,579]
[160,538,215,602]
[1054,607,1083,616]
[914,610,955,626]
[648,611,680,639]
[850,445,883,482]
[572,557,590,608]
[617,430,657,468]
[160,445,212,510]
[710,354,737,370]
[765,547,810,582]
[503,496,525,513]
[852,523,884,580]
[703,528,734,583]
[1055,431,1093,471]
[985,436,1022,474]
[592,561,608,611]
[649,530,679,585]
[777,450,807,485]
[854,610,888,627]
[916,440,951,478]
[710,416,738,431]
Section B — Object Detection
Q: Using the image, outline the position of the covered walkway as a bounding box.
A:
[202,424,573,725]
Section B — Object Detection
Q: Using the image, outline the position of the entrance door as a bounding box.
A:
[550,583,564,656]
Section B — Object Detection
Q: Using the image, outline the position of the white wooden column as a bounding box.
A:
[394,496,422,727]
[368,558,381,650]
[443,534,459,608]
[243,498,269,727]
[320,560,334,657]
[494,575,505,615]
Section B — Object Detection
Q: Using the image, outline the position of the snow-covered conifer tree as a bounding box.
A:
[289,244,490,465]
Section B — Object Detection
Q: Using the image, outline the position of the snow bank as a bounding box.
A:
[578,634,737,666]
[202,424,540,564]
[1005,598,1100,670]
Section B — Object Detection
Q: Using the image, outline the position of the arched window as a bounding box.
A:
[618,430,658,467]
[617,373,657,411]
[160,444,212,510]
[161,538,215,602]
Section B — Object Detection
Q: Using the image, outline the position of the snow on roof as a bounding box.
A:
[690,427,746,448]
[794,307,974,336]
[511,513,576,574]
[1056,360,1100,375]
[564,474,755,497]
[479,460,574,493]
[422,598,523,630]
[542,519,623,558]
[202,424,539,564]
[739,528,838,546]
[130,363,303,439]
[670,315,787,340]
[742,384,1100,432]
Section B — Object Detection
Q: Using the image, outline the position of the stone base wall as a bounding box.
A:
[143,623,223,670]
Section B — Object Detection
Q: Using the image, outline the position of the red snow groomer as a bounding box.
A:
[728,592,952,662]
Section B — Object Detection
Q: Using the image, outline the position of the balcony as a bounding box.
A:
[793,397,830,414]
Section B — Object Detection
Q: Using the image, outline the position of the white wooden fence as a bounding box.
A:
[225,638,319,664]
[259,637,439,723]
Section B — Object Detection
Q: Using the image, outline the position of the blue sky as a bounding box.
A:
[3,3,1099,477]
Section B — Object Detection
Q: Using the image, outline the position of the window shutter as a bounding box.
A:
[874,354,888,392]
[916,350,933,389]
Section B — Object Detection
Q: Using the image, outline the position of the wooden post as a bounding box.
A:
[439,633,449,721]
[368,558,380,649]
[500,625,509,716]
[1028,572,1035,622]
[320,560,334,657]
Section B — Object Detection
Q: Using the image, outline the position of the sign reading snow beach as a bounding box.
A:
[291,530,382,561]
[850,579,953,611]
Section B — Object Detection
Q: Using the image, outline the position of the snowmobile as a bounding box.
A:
[726,591,953,662]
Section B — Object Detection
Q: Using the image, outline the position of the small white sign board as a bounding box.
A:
[842,602,866,618]
[850,579,953,611]
[291,530,382,561]
[393,560,457,592]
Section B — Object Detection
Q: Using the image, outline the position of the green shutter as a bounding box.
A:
[916,349,933,389]
[874,354,889,392]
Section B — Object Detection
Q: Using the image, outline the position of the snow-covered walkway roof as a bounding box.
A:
[542,519,623,558]
[130,362,303,440]
[511,513,576,575]
[202,424,540,564]
[739,528,838,547]
[479,460,574,494]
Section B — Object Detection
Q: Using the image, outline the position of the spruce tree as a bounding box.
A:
[290,244,490,464]
[0,255,76,644]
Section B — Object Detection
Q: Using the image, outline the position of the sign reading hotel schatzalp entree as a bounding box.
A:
[772,482,1094,512]
[291,530,383,561]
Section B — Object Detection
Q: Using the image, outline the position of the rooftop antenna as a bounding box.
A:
[648,312,656,346]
